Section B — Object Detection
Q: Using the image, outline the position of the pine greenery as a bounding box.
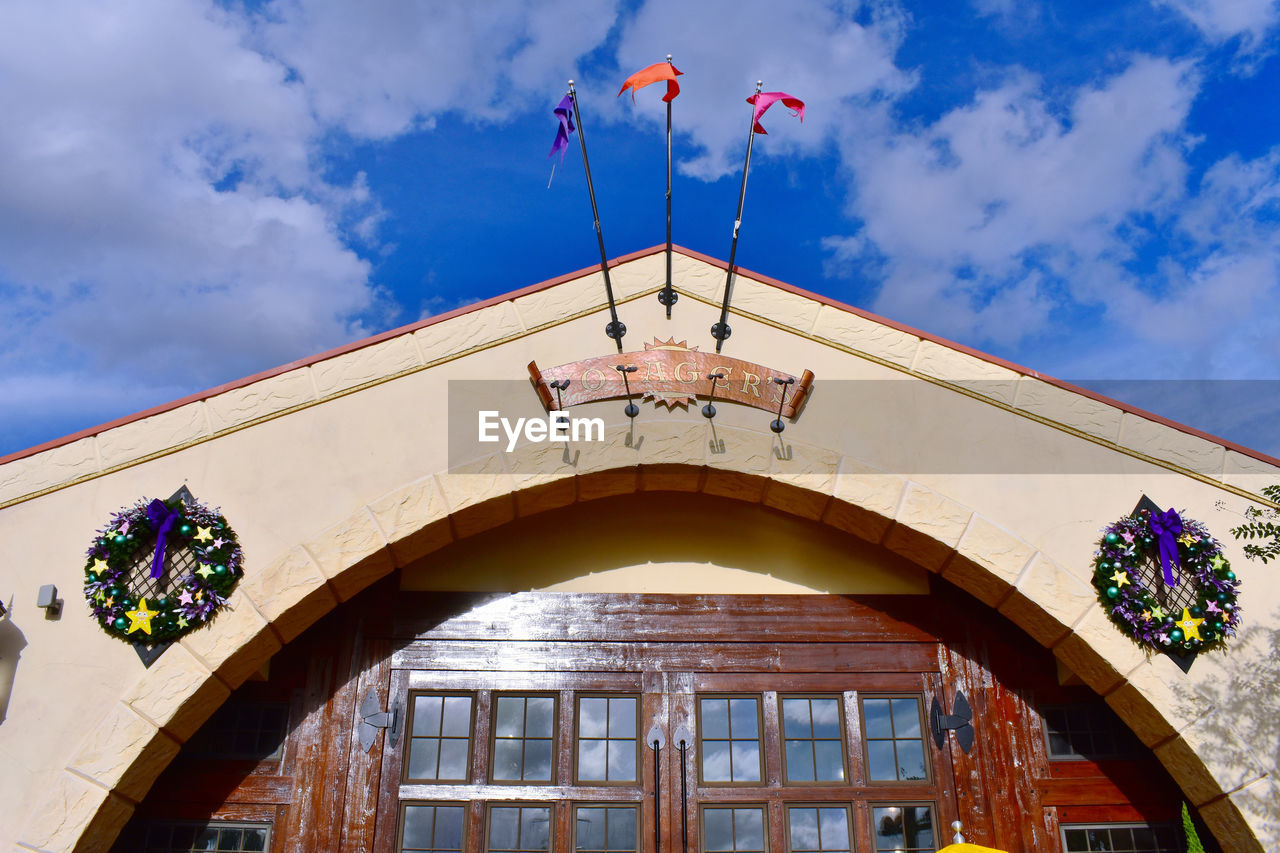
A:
[1181,802,1205,853]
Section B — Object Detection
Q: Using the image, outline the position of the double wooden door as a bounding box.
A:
[366,596,960,853]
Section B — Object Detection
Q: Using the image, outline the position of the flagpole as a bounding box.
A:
[658,54,677,319]
[711,80,763,354]
[568,80,626,352]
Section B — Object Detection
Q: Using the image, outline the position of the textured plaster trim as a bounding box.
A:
[1118,413,1228,478]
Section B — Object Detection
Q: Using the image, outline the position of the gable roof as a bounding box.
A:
[2,245,1276,507]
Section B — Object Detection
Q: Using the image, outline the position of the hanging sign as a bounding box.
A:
[528,338,814,418]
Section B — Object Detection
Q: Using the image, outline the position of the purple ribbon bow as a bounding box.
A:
[1149,507,1183,588]
[146,499,180,580]
[548,93,575,161]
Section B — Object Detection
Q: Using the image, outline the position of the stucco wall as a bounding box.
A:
[0,249,1277,851]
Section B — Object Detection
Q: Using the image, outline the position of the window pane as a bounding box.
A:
[862,699,892,738]
[408,738,440,779]
[442,697,472,737]
[439,738,469,780]
[897,740,927,781]
[891,699,921,738]
[242,828,267,852]
[734,809,765,852]
[786,739,815,781]
[608,739,637,782]
[788,808,820,851]
[581,698,609,738]
[577,808,607,851]
[610,699,637,738]
[704,809,734,852]
[814,740,845,782]
[436,808,465,850]
[414,696,444,737]
[496,698,525,738]
[782,699,812,737]
[217,828,243,851]
[489,808,520,851]
[866,740,898,781]
[702,740,732,782]
[730,741,761,782]
[526,697,556,737]
[579,738,608,781]
[701,699,730,739]
[524,739,554,781]
[492,739,524,780]
[607,807,638,852]
[729,699,758,737]
[810,699,841,739]
[522,808,551,852]
[403,806,435,850]
[817,809,850,853]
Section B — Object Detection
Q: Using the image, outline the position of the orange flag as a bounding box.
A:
[618,61,683,102]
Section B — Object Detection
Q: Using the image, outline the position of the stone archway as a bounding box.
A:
[24,436,1266,852]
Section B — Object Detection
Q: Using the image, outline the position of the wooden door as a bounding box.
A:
[373,594,960,853]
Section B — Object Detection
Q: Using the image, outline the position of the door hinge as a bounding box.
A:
[358,689,401,752]
[930,691,974,754]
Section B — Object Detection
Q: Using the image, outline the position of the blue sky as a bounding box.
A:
[2,0,1278,458]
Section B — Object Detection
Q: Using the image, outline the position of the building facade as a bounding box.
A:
[0,247,1276,852]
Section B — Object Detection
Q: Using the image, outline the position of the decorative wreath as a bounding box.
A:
[1093,507,1240,654]
[83,496,244,643]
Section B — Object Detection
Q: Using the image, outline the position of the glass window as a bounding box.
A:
[1061,823,1179,852]
[780,697,846,783]
[492,695,557,782]
[870,805,934,853]
[189,700,288,761]
[488,805,552,853]
[119,821,271,852]
[1043,705,1141,760]
[575,805,639,853]
[408,694,474,782]
[786,806,852,853]
[861,697,928,782]
[577,696,639,783]
[402,804,466,853]
[699,696,762,783]
[703,807,767,853]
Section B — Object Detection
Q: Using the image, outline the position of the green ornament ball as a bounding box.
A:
[214,564,227,575]
[113,617,128,630]
[1170,628,1184,642]
[1218,592,1228,602]
[178,523,193,537]
[1105,532,1119,544]
[1105,586,1120,599]
[1189,605,1203,618]
[113,534,126,545]
[1143,536,1153,546]
[87,572,98,583]
[109,586,122,599]
[1201,629,1215,642]
[1213,620,1224,631]
[1226,570,1236,581]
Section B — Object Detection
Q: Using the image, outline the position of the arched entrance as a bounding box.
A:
[107,492,1192,853]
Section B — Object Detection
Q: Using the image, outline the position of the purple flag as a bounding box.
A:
[549,94,575,160]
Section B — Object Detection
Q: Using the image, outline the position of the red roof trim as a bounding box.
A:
[3,244,1277,471]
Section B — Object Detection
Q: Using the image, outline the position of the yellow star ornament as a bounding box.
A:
[1176,607,1204,643]
[1210,554,1227,572]
[1110,570,1131,588]
[126,598,159,635]
[193,526,214,543]
[90,557,109,573]
[1149,605,1166,621]
[1178,532,1195,546]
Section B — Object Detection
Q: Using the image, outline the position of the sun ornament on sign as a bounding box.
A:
[642,337,699,409]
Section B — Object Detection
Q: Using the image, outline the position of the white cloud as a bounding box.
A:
[612,0,914,180]
[255,0,622,137]
[826,57,1203,352]
[1155,0,1280,57]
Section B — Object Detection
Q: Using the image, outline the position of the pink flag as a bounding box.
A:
[746,91,804,134]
